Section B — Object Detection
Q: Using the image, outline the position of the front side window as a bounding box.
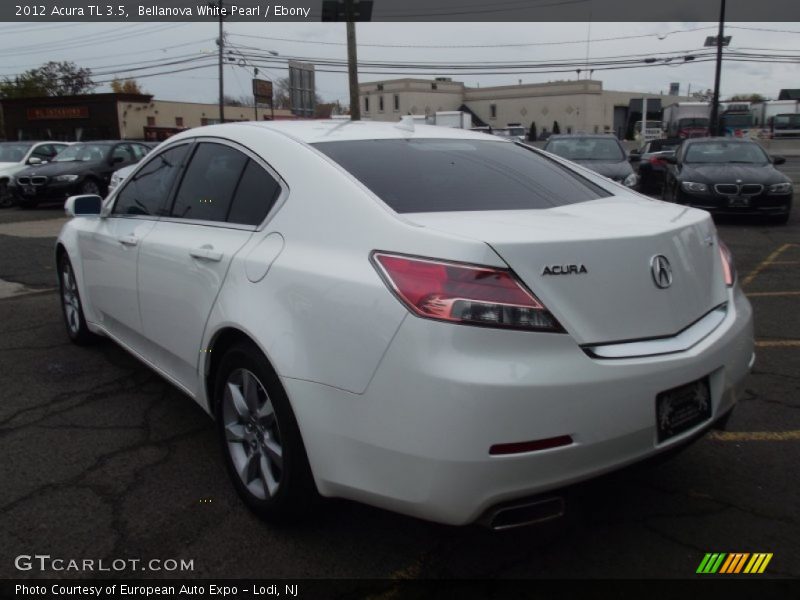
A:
[314,139,609,213]
[170,143,248,222]
[113,144,190,216]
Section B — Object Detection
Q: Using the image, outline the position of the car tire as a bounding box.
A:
[0,180,13,208]
[58,252,100,345]
[80,179,102,196]
[215,341,318,522]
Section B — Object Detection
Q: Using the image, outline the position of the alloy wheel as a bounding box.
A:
[222,368,283,500]
[61,260,81,335]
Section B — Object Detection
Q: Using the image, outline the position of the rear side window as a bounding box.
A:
[313,139,608,213]
[228,161,281,226]
[170,143,248,222]
[114,144,189,216]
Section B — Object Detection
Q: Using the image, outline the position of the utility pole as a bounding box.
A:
[346,1,360,120]
[217,0,225,123]
[709,0,726,137]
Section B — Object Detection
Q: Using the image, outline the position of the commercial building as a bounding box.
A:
[359,78,690,138]
[1,93,295,142]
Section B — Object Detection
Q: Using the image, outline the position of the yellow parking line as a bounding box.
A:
[747,291,800,297]
[768,261,800,265]
[755,340,800,347]
[708,431,800,441]
[741,243,795,287]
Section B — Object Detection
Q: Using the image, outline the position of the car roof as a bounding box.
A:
[172,120,509,145]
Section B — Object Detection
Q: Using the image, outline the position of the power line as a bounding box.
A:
[228,25,717,49]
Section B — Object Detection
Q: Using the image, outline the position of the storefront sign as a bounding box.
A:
[27,107,89,120]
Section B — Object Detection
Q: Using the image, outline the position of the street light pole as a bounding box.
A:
[709,0,726,136]
[217,0,225,124]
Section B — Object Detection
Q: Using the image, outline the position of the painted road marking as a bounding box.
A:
[708,431,800,441]
[755,340,800,348]
[741,243,796,288]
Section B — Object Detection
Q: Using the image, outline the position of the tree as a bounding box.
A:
[528,120,537,141]
[728,93,766,103]
[222,94,247,107]
[552,120,561,134]
[110,78,145,95]
[0,61,95,98]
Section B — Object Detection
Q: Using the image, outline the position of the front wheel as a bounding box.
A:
[58,253,99,345]
[80,179,102,196]
[215,342,317,522]
[0,181,13,208]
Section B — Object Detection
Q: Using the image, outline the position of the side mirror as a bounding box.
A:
[27,156,44,165]
[771,155,786,165]
[65,194,102,217]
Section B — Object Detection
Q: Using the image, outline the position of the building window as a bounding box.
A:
[431,83,438,90]
[377,83,384,91]
[146,116,156,126]
[379,96,384,112]
[490,104,497,119]
[175,117,184,127]
[364,97,369,113]
[393,94,399,111]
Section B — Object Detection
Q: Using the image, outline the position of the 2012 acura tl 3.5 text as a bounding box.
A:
[55,121,754,528]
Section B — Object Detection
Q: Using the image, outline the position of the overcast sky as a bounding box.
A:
[1,21,798,105]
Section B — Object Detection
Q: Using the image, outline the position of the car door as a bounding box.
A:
[136,140,282,394]
[79,143,191,351]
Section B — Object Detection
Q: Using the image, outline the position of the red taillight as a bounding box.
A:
[373,252,563,332]
[719,240,736,287]
[650,157,665,167]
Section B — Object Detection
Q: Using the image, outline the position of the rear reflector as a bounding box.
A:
[372,252,563,332]
[489,435,574,455]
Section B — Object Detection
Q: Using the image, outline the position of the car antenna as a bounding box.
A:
[395,115,415,133]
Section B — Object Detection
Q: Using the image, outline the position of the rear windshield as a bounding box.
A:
[544,137,625,161]
[313,139,609,213]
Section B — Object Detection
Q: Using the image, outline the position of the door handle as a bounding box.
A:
[118,235,138,246]
[189,247,223,262]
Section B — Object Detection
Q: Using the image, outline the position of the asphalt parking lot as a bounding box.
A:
[0,162,798,582]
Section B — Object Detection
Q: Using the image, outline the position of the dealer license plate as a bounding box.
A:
[656,377,712,443]
[23,186,36,196]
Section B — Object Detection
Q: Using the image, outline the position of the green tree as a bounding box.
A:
[0,61,95,98]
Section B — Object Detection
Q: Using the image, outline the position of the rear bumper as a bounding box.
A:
[285,286,754,526]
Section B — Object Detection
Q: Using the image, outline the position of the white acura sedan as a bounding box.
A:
[56,121,754,528]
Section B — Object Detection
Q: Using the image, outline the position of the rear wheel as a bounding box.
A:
[215,341,317,522]
[58,253,99,345]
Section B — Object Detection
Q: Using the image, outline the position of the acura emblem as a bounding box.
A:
[651,255,673,289]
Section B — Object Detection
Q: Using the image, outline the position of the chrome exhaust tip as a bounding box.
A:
[482,496,565,531]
